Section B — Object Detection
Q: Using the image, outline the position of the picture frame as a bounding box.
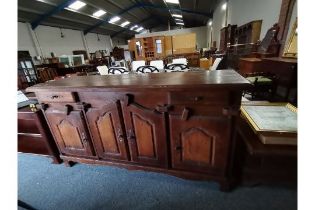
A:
[283,18,297,58]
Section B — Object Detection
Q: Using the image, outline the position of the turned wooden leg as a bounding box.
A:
[64,160,75,167]
[51,157,63,164]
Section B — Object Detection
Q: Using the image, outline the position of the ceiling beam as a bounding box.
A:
[31,0,76,30]
[83,3,140,35]
[139,3,212,18]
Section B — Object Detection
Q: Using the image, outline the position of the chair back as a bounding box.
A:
[97,65,109,75]
[172,58,188,65]
[210,58,223,70]
[150,60,164,70]
[132,60,146,71]
[136,66,159,74]
[108,67,129,75]
[115,60,128,68]
[165,63,190,72]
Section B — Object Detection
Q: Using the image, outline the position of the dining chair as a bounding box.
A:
[132,60,146,71]
[136,66,159,74]
[108,67,129,74]
[149,60,164,70]
[165,63,190,72]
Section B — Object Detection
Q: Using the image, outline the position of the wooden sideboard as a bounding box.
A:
[27,70,250,191]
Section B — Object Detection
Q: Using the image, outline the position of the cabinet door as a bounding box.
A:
[85,101,129,161]
[170,114,230,174]
[123,101,168,167]
[45,108,95,157]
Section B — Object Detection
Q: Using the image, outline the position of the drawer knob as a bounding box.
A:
[51,95,60,99]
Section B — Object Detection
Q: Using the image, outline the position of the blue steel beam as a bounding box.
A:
[31,0,76,30]
[83,3,140,35]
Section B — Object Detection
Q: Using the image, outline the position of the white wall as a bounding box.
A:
[85,33,112,55]
[35,25,85,57]
[135,26,208,49]
[18,22,119,58]
[211,0,282,47]
[18,22,38,58]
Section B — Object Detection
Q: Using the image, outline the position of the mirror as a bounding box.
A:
[283,18,297,58]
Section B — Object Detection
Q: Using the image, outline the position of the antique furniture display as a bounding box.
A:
[283,18,297,58]
[27,70,250,191]
[235,104,297,185]
[165,52,200,67]
[240,103,297,145]
[18,101,62,164]
[131,33,197,63]
[226,20,263,69]
[18,51,39,90]
[220,24,237,52]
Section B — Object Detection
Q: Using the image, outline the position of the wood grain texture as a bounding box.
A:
[27,70,250,92]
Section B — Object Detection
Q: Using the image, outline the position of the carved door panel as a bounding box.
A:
[45,108,95,157]
[85,101,129,161]
[123,101,168,167]
[170,115,230,174]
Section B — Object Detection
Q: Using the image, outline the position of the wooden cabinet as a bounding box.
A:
[85,101,129,161]
[45,107,95,157]
[28,70,250,191]
[122,96,168,167]
[170,115,229,174]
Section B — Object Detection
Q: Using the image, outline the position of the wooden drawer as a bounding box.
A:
[36,92,76,103]
[169,91,229,106]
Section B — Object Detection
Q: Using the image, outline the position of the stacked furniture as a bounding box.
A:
[27,70,250,191]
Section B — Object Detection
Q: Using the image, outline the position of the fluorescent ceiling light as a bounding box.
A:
[221,3,227,10]
[93,10,106,17]
[172,14,182,18]
[130,25,138,30]
[176,22,184,25]
[121,21,130,27]
[165,0,179,4]
[68,1,86,10]
[108,16,121,24]
[136,27,144,32]
[175,18,183,22]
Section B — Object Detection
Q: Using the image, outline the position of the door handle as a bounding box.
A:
[117,128,124,142]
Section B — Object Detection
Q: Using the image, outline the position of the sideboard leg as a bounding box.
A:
[51,157,63,164]
[64,160,75,167]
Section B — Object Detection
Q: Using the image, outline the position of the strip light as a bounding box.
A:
[108,16,121,24]
[121,21,130,27]
[93,10,106,17]
[172,14,182,18]
[68,1,86,10]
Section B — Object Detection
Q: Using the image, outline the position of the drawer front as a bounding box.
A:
[36,92,76,103]
[169,91,229,106]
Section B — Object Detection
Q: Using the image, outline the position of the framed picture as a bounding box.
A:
[283,18,297,58]
[240,103,297,145]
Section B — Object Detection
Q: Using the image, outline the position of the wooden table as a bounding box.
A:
[236,116,297,185]
[27,70,250,191]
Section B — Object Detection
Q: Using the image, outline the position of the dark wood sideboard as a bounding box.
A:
[27,70,250,191]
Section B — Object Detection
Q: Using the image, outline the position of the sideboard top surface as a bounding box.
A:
[27,70,250,92]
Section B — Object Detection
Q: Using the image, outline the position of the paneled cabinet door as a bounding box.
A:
[45,108,95,157]
[85,102,129,161]
[170,114,230,174]
[123,102,168,167]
